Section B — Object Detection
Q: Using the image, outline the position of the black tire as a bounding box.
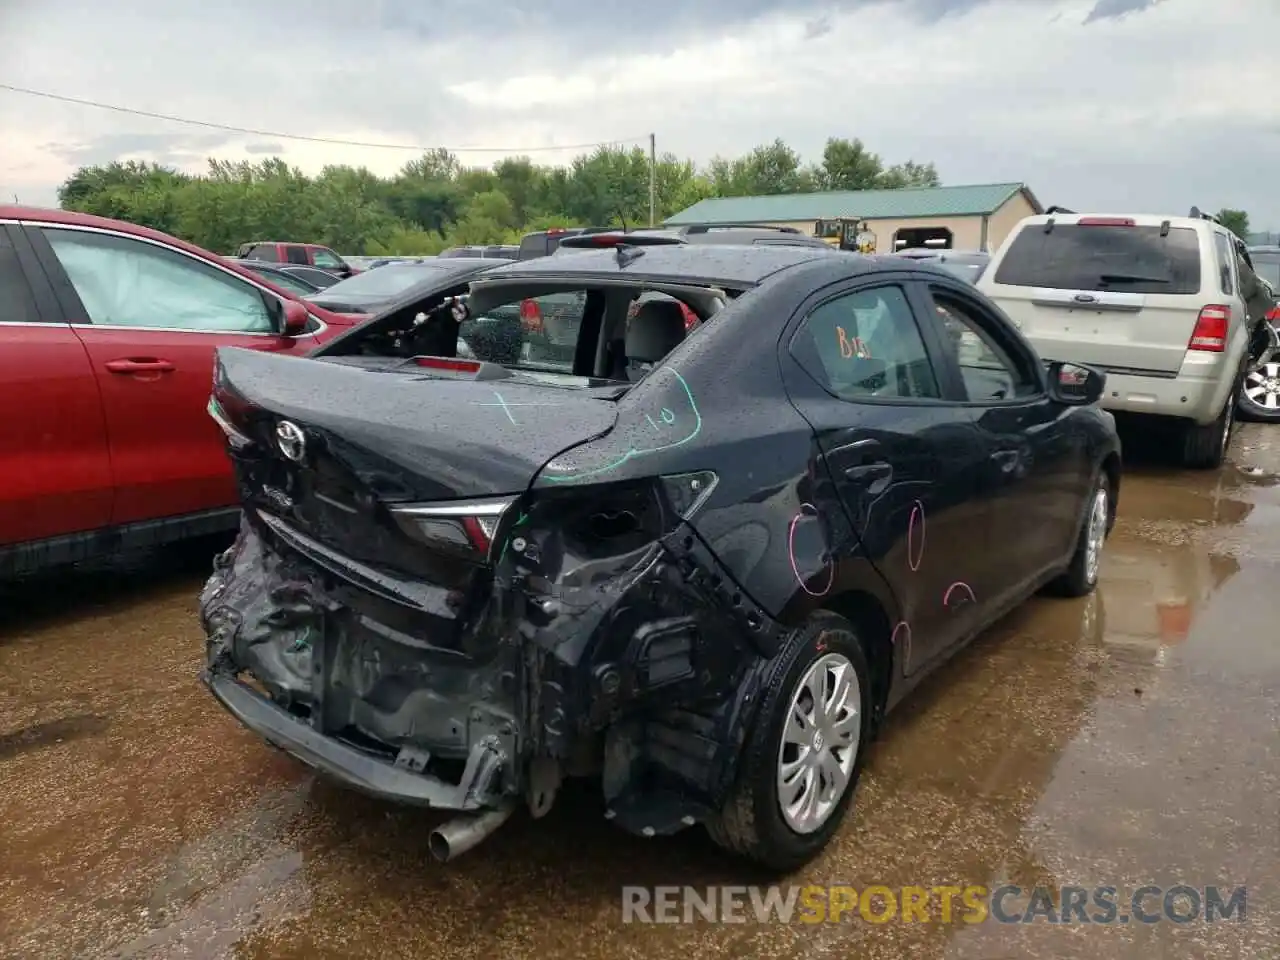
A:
[1236,324,1280,423]
[1180,396,1234,469]
[706,611,873,873]
[1046,472,1110,598]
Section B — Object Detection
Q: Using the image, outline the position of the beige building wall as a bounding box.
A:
[760,191,1039,254]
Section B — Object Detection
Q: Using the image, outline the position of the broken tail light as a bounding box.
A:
[1188,305,1229,352]
[389,496,517,561]
[1266,305,1280,323]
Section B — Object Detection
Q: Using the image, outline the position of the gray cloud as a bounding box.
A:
[1084,0,1168,24]
[3,0,1278,228]
[41,132,233,168]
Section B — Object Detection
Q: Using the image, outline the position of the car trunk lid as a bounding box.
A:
[211,347,618,600]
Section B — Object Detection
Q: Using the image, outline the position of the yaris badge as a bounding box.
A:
[276,420,306,462]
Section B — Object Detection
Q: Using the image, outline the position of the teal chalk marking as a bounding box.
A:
[541,368,703,483]
[660,407,675,424]
[645,414,661,433]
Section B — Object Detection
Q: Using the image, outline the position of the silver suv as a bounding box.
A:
[978,211,1262,468]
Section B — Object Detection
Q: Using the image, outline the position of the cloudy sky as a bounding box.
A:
[3,0,1279,226]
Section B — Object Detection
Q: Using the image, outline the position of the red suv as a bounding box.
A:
[0,206,359,576]
[236,241,358,278]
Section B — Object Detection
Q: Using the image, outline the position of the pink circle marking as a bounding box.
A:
[788,505,834,598]
[908,499,926,572]
[943,581,976,607]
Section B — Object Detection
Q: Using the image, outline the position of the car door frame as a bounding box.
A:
[776,269,1001,676]
[904,273,1090,599]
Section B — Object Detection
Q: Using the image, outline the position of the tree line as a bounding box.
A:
[56,138,941,256]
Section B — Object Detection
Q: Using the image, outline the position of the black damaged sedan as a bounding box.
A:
[200,240,1120,871]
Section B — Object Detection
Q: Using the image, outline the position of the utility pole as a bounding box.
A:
[648,133,656,227]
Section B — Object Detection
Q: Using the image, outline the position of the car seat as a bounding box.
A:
[623,300,687,381]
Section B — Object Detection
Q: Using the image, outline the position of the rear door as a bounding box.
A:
[27,223,326,526]
[0,223,112,547]
[781,276,990,672]
[983,219,1207,374]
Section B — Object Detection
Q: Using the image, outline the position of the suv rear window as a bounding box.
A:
[993,224,1201,295]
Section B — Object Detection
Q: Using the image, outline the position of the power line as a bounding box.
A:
[0,82,648,154]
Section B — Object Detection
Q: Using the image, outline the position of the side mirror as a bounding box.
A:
[280,299,310,337]
[1047,360,1104,405]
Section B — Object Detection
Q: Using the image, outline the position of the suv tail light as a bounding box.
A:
[678,303,698,331]
[520,298,544,334]
[1266,305,1280,323]
[1188,305,1229,352]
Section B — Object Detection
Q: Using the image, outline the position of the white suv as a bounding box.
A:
[978,211,1259,469]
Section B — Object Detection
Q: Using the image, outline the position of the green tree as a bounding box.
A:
[56,135,943,253]
[813,138,883,192]
[1217,208,1250,240]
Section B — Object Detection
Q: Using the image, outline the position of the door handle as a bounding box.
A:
[105,358,176,374]
[990,449,1019,472]
[844,461,893,484]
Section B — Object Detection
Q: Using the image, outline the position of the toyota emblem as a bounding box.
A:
[276,420,306,462]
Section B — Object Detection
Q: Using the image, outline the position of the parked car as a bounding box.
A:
[892,247,990,283]
[437,245,519,259]
[304,258,513,315]
[0,206,359,577]
[978,210,1265,467]
[553,225,836,255]
[516,227,613,260]
[1239,249,1280,421]
[236,241,358,278]
[221,258,332,296]
[199,242,1120,871]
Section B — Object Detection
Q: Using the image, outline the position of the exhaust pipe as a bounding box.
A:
[429,803,516,862]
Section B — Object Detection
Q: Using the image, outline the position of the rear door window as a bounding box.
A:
[993,224,1202,295]
[463,292,588,372]
[249,244,279,262]
[790,284,941,400]
[284,245,310,265]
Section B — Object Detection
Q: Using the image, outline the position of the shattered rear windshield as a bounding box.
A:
[993,224,1201,294]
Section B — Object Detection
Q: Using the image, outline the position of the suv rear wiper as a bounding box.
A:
[1097,273,1170,285]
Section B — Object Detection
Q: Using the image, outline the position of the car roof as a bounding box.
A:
[478,243,857,287]
[1,206,311,293]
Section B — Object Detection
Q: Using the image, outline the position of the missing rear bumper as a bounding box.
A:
[202,668,507,810]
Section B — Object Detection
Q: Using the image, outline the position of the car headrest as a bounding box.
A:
[625,300,687,364]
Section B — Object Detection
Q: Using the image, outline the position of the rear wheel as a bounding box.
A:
[706,612,872,873]
[1180,396,1234,469]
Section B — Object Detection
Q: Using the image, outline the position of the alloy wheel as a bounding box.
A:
[776,653,861,834]
[1084,486,1108,586]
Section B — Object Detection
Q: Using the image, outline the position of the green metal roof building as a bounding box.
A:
[664,182,1043,254]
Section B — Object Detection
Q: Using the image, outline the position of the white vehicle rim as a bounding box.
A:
[1242,362,1280,412]
[776,652,860,834]
[1084,486,1108,586]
